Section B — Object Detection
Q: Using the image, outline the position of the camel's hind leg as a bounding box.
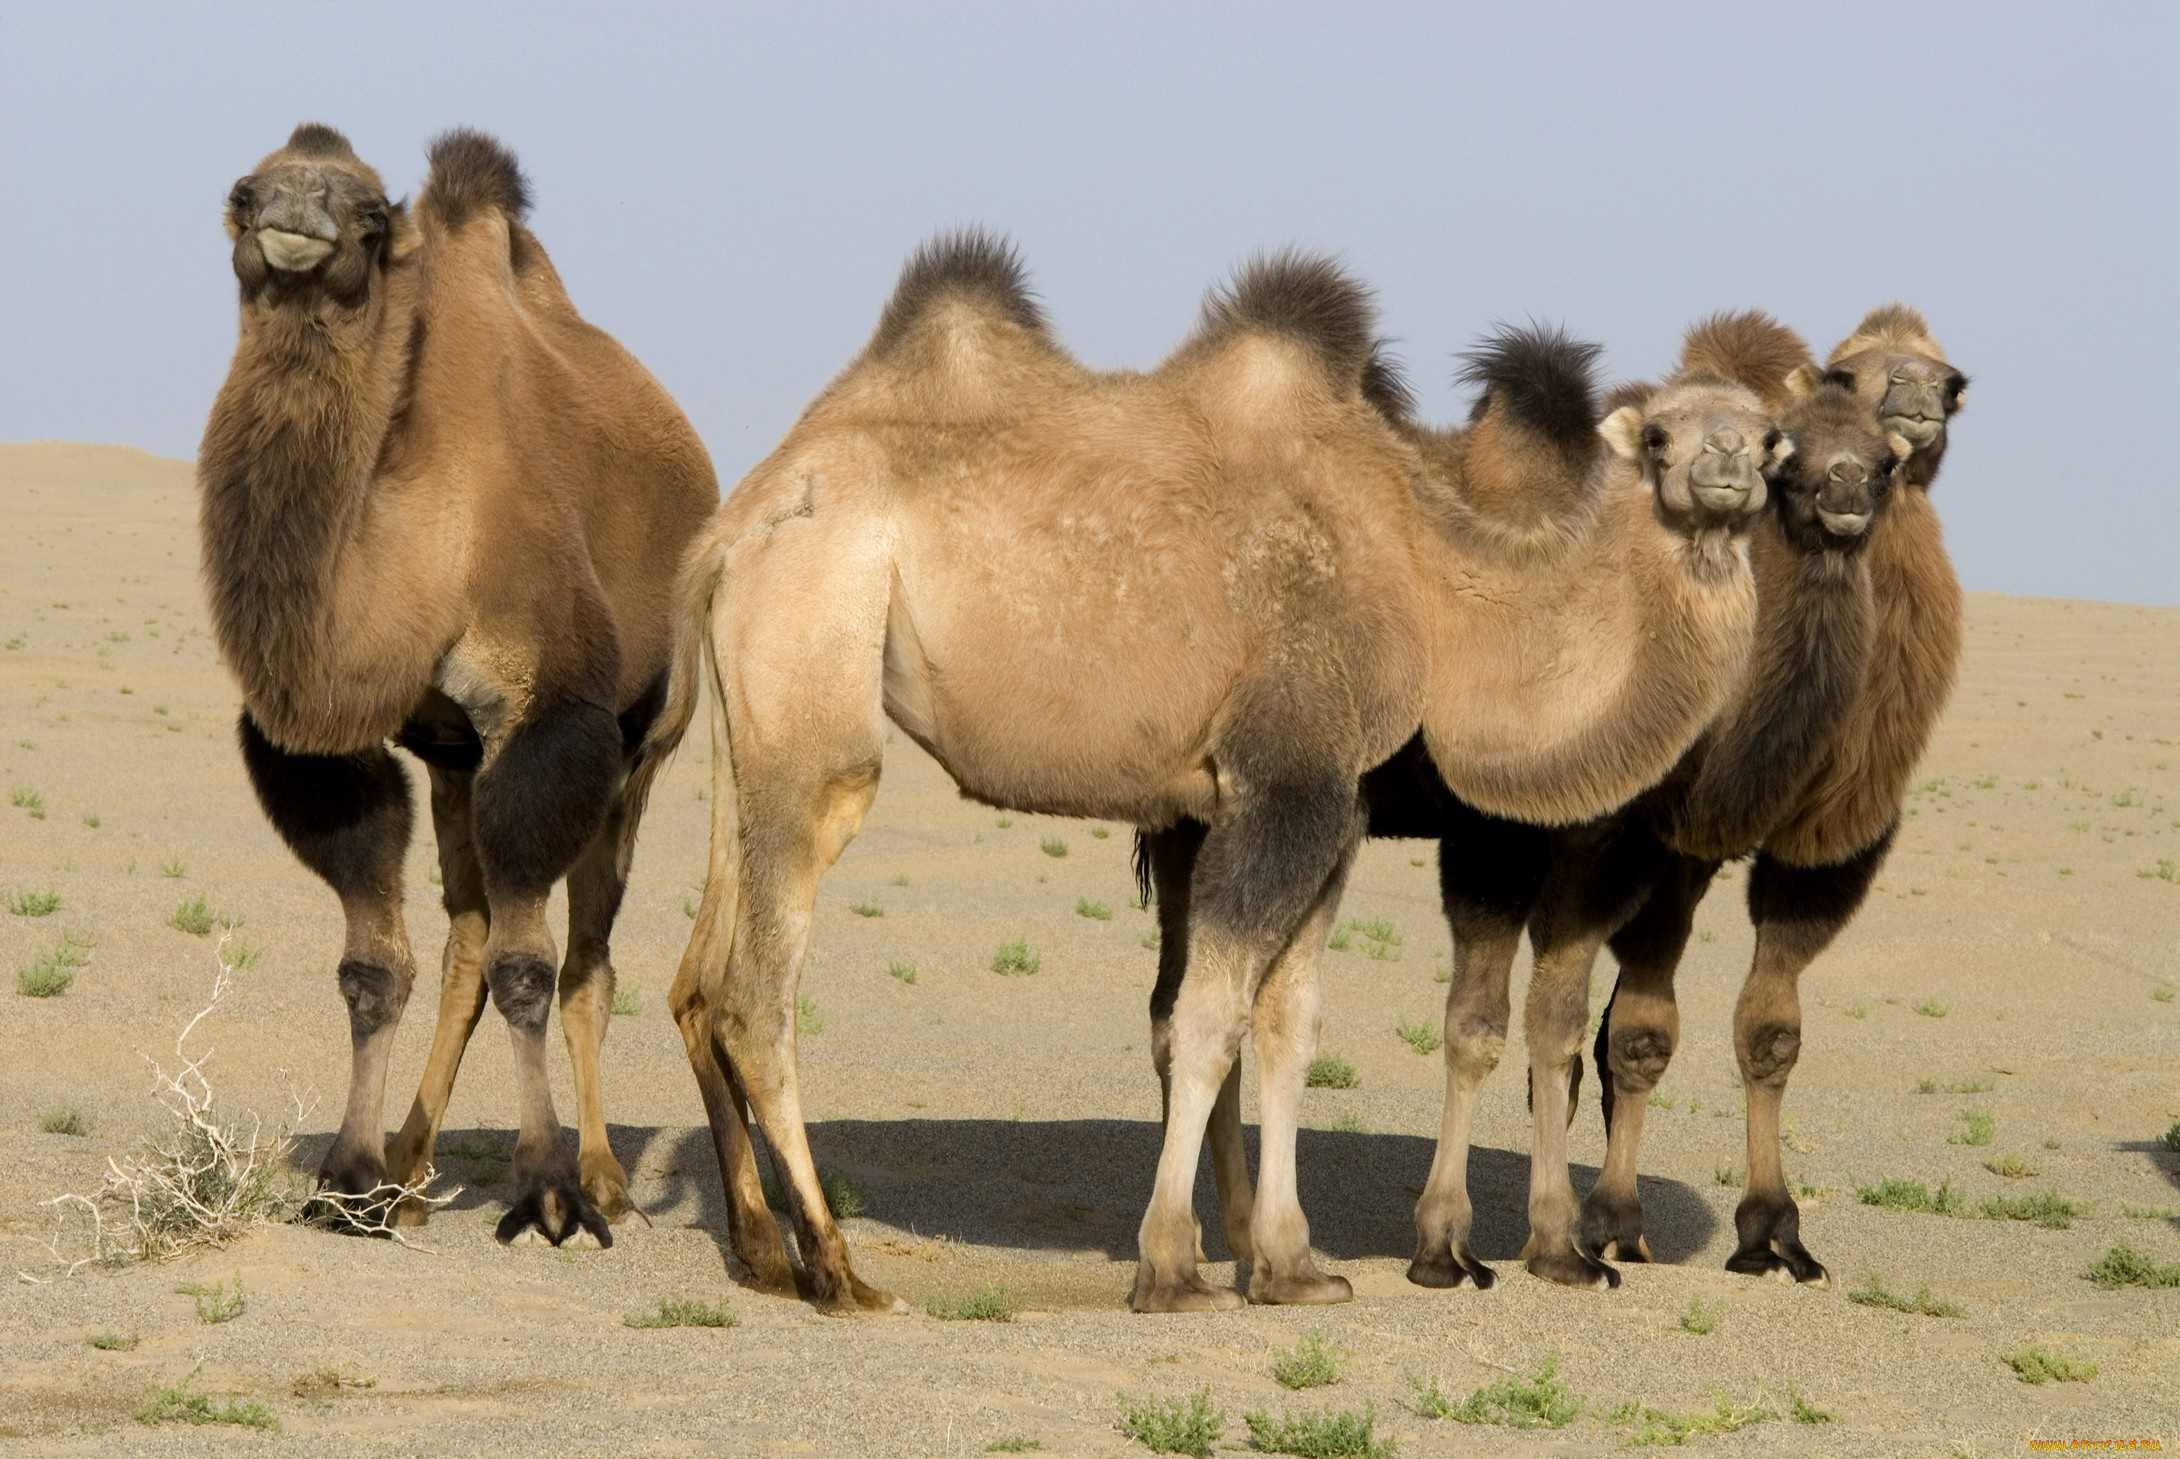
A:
[236,713,417,1207]
[1728,826,1893,1288]
[384,764,493,1220]
[1579,854,1718,1262]
[1410,803,1548,1290]
[1144,822,1255,1265]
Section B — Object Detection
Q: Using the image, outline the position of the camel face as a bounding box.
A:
[1769,384,1905,551]
[1830,351,1965,457]
[224,127,403,305]
[1602,377,1781,531]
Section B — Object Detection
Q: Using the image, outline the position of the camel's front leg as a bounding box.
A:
[1519,926,1617,1289]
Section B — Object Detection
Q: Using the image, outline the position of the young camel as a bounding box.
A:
[659,236,1779,1313]
[199,124,717,1246]
[1148,312,1902,1287]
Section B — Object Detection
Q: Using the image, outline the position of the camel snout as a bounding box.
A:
[254,189,339,272]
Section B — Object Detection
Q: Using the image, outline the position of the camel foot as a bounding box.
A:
[579,1153,638,1224]
[1406,1243,1496,1290]
[1725,1241,1828,1287]
[496,1179,613,1249]
[804,1269,906,1316]
[388,1192,435,1229]
[1248,1263,1351,1306]
[1523,1238,1620,1290]
[1130,1268,1246,1313]
[1729,1193,1828,1286]
[1579,1189,1651,1264]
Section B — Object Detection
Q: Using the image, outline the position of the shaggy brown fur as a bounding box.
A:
[658,241,1774,1315]
[199,124,717,1245]
[1679,309,1811,410]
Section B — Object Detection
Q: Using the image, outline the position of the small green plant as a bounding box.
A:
[169,897,217,936]
[291,1358,377,1398]
[1985,1154,2037,1178]
[160,857,185,878]
[18,959,73,997]
[1076,896,1112,920]
[1977,1188,2075,1228]
[1272,1331,1344,1389]
[1141,927,1161,950]
[41,1104,89,1136]
[1713,1164,1741,1188]
[891,873,910,886]
[1786,1386,1834,1424]
[609,988,640,1017]
[757,1165,865,1220]
[992,938,1040,976]
[987,1438,1045,1453]
[6,887,60,916]
[88,1329,139,1351]
[927,1282,1018,1321]
[1911,998,1947,1018]
[2004,1346,2097,1384]
[1327,1109,1365,1134]
[175,1273,245,1324]
[995,816,1012,829]
[2158,1119,2180,1153]
[12,786,45,818]
[2087,1242,2180,1289]
[1948,1109,1995,1146]
[135,1367,280,1430]
[624,1296,737,1328]
[1326,925,1352,952]
[1844,1002,1867,1019]
[1678,1295,1719,1334]
[82,813,101,828]
[794,993,823,1034]
[1041,837,1068,858]
[1856,1177,1967,1216]
[222,940,263,971]
[1847,1275,1963,1317]
[1304,1053,1358,1089]
[850,898,884,918]
[1240,1404,1392,1457]
[887,960,918,985]
[1612,1394,1774,1446]
[1117,1388,1224,1457]
[1395,1015,1442,1056]
[1914,1075,1993,1094]
[1647,1090,1675,1111]
[1091,826,1111,839]
[1420,1353,1578,1428]
[2154,985,2175,1002]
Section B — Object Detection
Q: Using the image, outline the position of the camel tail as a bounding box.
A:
[1458,322,1604,459]
[639,541,721,772]
[1197,250,1381,390]
[869,227,1048,356]
[422,128,533,229]
[1679,310,1813,410]
[664,539,745,1034]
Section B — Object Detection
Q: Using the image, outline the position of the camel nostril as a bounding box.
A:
[1705,428,1744,456]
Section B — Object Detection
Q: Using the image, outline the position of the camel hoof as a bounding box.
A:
[1249,1268,1352,1306]
[1406,1247,1495,1290]
[1601,1237,1653,1263]
[495,1180,613,1250]
[1725,1242,1828,1287]
[1526,1244,1620,1290]
[811,1273,904,1316]
[1129,1273,1246,1313]
[580,1159,638,1224]
[388,1193,434,1229]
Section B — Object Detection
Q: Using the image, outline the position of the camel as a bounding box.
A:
[1147,310,1907,1287]
[656,233,1781,1313]
[198,124,717,1247]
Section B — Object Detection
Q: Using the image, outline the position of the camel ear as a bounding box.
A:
[1784,364,1824,401]
[1599,406,1644,460]
[387,202,420,262]
[1769,431,1795,464]
[1886,431,1915,460]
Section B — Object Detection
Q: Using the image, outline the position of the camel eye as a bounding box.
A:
[1822,368,1856,392]
[1640,423,1668,453]
[229,183,253,217]
[1876,453,1897,477]
[1763,429,1783,455]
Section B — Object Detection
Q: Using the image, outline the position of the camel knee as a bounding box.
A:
[337,958,410,1038]
[488,954,558,1035]
[1606,1022,1676,1091]
[1738,1022,1801,1086]
[1445,1019,1506,1080]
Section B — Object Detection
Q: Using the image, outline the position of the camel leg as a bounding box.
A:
[474,698,624,1248]
[555,764,652,1225]
[1728,827,1893,1287]
[235,712,417,1206]
[384,764,492,1219]
[1579,854,1717,1262]
[1244,835,1357,1305]
[1410,803,1549,1290]
[1143,822,1254,1264]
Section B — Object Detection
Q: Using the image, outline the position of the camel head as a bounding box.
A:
[1806,305,1964,486]
[1599,375,1782,533]
[224,123,413,306]
[1769,375,1909,553]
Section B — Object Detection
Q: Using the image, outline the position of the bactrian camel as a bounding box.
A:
[657,234,1779,1313]
[199,124,717,1246]
[1145,311,1901,1287]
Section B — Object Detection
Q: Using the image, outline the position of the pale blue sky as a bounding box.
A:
[2,2,2172,603]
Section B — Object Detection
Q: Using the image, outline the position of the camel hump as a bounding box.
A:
[422,128,533,230]
[1602,378,1658,415]
[1195,251,1381,391]
[284,122,356,160]
[1457,323,1604,458]
[1678,310,1812,408]
[1829,302,1944,363]
[868,227,1049,357]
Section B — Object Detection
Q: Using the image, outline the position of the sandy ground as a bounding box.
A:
[0,441,2174,1457]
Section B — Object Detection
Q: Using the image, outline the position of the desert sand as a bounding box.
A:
[1,441,2174,1455]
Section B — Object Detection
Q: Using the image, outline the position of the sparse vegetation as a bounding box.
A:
[1091,826,1111,839]
[1077,896,1112,920]
[850,898,885,918]
[1948,1109,1995,1146]
[927,1282,1018,1322]
[1272,1331,1344,1389]
[758,1164,865,1220]
[987,1438,1045,1453]
[1612,1394,1774,1446]
[887,960,918,985]
[1713,1164,1741,1188]
[1240,1404,1392,1457]
[160,858,184,878]
[292,1358,378,1397]
[1787,1387,1834,1424]
[1978,1188,2075,1228]
[1844,1002,1867,1019]
[1415,1353,1578,1428]
[1140,928,1161,950]
[1985,1154,2038,1179]
[1678,1295,1719,1334]
[609,988,640,1016]
[1856,1177,1967,1217]
[624,1296,737,1328]
[1847,1275,1963,1317]
[1395,1015,1442,1056]
[1911,998,1947,1018]
[88,1329,138,1351]
[169,896,217,935]
[1304,1053,1358,1090]
[1913,1075,1992,1094]
[175,1272,245,1324]
[992,938,1040,976]
[41,1104,89,1136]
[1041,836,1068,858]
[2087,1242,2180,1289]
[12,786,46,818]
[135,1367,280,1430]
[2004,1346,2097,1384]
[2158,1119,2180,1153]
[18,959,74,998]
[1117,1388,1224,1457]
[7,887,60,917]
[794,993,824,1034]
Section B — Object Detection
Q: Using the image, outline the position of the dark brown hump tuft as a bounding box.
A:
[1602,378,1658,415]
[1678,310,1812,407]
[1198,250,1380,388]
[285,122,356,159]
[1457,323,1603,456]
[1360,343,1418,423]
[870,227,1047,355]
[423,128,532,229]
